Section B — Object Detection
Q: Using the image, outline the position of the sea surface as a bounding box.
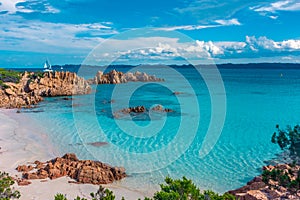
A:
[17,64,300,194]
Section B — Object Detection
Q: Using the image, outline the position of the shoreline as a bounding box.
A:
[0,109,145,200]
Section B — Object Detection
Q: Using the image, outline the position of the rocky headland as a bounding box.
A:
[0,71,91,108]
[229,163,300,200]
[88,69,164,84]
[16,153,126,186]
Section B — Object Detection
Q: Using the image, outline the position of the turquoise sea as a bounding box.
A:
[19,64,300,194]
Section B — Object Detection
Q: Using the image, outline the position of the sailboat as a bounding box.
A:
[43,60,53,72]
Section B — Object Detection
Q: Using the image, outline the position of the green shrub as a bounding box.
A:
[54,194,68,200]
[0,171,21,200]
[90,186,115,200]
[28,71,44,80]
[150,177,235,200]
[0,69,21,84]
[53,177,235,200]
[0,80,9,90]
[262,167,300,191]
[271,124,300,157]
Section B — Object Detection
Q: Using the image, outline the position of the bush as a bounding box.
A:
[271,124,300,158]
[28,71,44,80]
[0,171,21,199]
[54,186,115,200]
[0,80,9,90]
[262,167,300,192]
[150,177,235,200]
[0,69,21,84]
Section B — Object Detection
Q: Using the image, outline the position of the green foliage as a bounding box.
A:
[28,71,44,80]
[53,177,234,200]
[0,80,9,90]
[271,124,300,157]
[54,193,87,200]
[150,177,235,200]
[0,171,21,200]
[54,194,68,200]
[0,68,21,84]
[90,186,115,200]
[262,168,300,191]
[55,186,115,200]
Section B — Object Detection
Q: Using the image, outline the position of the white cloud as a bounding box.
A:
[155,18,241,32]
[0,15,116,53]
[100,36,300,63]
[245,36,300,51]
[215,18,241,26]
[154,25,219,31]
[251,0,300,18]
[0,14,299,63]
[0,0,26,14]
[0,0,59,14]
[269,15,278,19]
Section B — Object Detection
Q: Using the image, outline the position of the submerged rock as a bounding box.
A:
[113,105,174,119]
[151,105,174,113]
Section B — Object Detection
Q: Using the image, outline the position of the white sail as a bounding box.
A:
[43,60,53,72]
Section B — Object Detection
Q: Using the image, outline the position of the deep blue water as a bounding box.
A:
[19,64,300,194]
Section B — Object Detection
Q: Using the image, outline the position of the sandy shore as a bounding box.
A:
[0,109,144,200]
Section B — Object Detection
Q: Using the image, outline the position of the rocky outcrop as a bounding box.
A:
[88,69,164,84]
[151,105,174,113]
[229,164,300,200]
[0,71,91,108]
[113,105,174,118]
[16,153,126,185]
[120,106,147,114]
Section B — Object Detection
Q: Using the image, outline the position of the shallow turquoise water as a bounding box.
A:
[25,65,300,193]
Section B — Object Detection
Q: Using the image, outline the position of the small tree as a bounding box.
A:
[90,186,115,200]
[54,186,115,200]
[150,177,234,200]
[0,171,21,200]
[271,124,300,158]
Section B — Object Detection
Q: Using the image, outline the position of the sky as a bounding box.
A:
[0,0,300,67]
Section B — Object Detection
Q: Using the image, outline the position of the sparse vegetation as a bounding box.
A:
[0,68,21,90]
[262,167,300,192]
[28,71,44,80]
[0,69,21,83]
[0,171,21,200]
[54,177,235,200]
[149,177,235,200]
[264,124,300,193]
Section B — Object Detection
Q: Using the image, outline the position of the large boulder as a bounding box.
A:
[16,153,126,185]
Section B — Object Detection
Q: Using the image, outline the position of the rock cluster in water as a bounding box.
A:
[16,153,126,185]
[88,69,164,84]
[113,105,174,118]
[119,105,174,114]
[229,164,300,200]
[0,71,91,108]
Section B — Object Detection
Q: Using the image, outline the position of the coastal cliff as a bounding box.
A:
[0,71,91,108]
[88,69,164,84]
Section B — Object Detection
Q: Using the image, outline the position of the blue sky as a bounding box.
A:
[0,0,300,67]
